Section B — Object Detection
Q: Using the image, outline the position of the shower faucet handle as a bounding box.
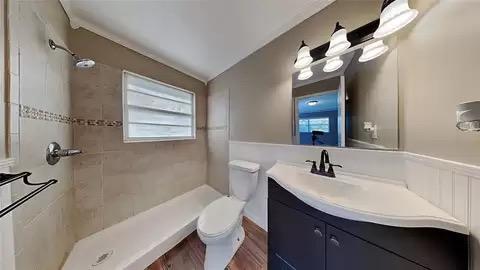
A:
[46,142,82,165]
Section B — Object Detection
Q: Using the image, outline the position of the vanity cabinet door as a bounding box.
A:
[326,225,427,270]
[268,199,326,270]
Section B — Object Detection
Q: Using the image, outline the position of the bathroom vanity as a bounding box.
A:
[267,162,469,270]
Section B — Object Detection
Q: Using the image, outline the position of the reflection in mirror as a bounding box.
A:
[292,38,398,150]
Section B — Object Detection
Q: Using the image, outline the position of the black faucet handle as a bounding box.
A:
[305,160,318,173]
[327,163,343,177]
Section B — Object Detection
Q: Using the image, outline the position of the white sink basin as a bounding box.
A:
[267,161,468,234]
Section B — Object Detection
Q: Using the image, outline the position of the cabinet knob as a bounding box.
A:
[329,235,340,247]
[314,227,323,237]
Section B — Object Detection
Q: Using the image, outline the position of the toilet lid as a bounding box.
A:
[198,196,245,238]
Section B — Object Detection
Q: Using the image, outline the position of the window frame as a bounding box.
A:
[122,70,196,143]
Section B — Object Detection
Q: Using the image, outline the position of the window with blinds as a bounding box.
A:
[122,71,196,142]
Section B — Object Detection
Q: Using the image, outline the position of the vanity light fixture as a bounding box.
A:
[294,40,313,69]
[325,22,351,57]
[298,67,313,80]
[323,56,343,73]
[359,40,389,62]
[373,0,418,38]
[456,101,480,132]
[307,100,319,106]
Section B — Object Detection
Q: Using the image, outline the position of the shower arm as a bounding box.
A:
[48,39,80,60]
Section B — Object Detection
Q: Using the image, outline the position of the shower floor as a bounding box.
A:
[63,185,222,270]
[147,217,267,270]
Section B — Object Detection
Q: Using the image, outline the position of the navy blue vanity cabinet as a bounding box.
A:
[325,225,426,270]
[269,199,326,270]
[268,178,469,270]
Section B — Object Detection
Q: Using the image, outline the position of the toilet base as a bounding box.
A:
[203,225,245,270]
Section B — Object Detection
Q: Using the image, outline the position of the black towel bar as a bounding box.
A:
[0,172,58,218]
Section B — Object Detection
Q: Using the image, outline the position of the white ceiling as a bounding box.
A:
[60,0,335,83]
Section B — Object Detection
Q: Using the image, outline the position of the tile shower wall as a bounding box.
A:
[71,62,207,239]
[7,1,75,269]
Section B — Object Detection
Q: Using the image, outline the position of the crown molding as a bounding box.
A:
[59,0,208,84]
[59,0,336,83]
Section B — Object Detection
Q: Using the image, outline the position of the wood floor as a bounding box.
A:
[147,217,267,270]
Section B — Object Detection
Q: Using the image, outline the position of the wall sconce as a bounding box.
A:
[326,22,351,57]
[359,40,389,62]
[294,40,313,69]
[373,0,418,38]
[457,101,480,132]
[298,67,313,80]
[323,56,343,73]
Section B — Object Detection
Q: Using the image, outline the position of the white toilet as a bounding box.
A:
[197,160,260,270]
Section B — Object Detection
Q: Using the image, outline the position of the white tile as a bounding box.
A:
[8,0,20,76]
[453,173,469,225]
[9,103,19,134]
[9,73,19,104]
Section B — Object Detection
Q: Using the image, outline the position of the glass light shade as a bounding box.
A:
[359,40,389,62]
[323,57,343,73]
[457,101,480,132]
[294,41,313,69]
[374,0,418,38]
[325,23,351,57]
[298,67,313,80]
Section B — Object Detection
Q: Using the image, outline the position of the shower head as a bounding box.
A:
[48,39,95,69]
[75,58,96,69]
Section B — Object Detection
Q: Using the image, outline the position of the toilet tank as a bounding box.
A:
[229,160,260,201]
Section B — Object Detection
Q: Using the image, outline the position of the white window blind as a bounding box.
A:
[122,71,196,142]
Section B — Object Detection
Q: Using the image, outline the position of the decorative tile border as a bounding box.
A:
[74,119,123,127]
[20,104,73,124]
[19,105,123,127]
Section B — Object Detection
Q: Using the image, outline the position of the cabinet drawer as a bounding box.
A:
[269,199,325,270]
[326,225,427,270]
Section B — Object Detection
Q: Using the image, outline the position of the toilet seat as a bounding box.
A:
[197,196,245,240]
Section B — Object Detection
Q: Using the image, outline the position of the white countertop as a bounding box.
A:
[267,161,468,235]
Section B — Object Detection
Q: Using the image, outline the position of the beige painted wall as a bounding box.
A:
[208,0,480,194]
[207,0,382,193]
[7,0,76,269]
[345,46,399,149]
[69,28,208,238]
[398,0,480,166]
[293,77,340,98]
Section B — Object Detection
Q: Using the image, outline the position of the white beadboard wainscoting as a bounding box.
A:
[404,153,480,270]
[229,141,480,269]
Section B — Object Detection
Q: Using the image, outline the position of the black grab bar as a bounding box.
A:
[0,172,58,218]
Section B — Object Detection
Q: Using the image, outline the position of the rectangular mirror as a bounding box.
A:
[292,38,399,150]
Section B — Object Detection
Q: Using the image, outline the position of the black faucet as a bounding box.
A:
[305,149,343,178]
[320,150,329,174]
